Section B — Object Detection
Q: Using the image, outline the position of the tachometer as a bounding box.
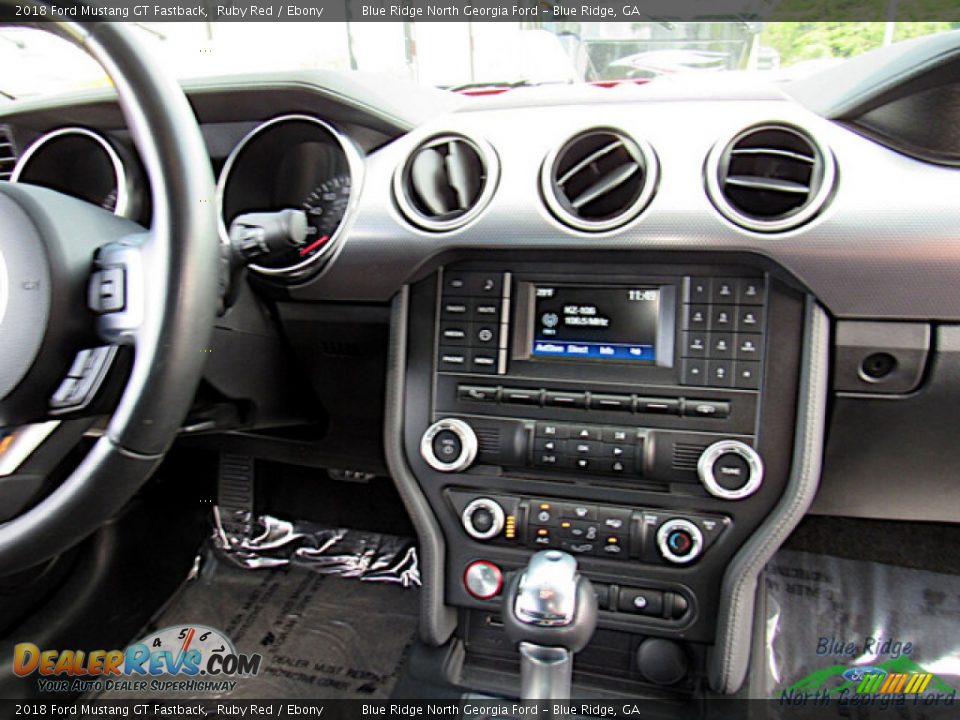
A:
[300,174,351,257]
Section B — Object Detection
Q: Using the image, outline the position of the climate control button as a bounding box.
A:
[462,498,505,540]
[656,519,704,565]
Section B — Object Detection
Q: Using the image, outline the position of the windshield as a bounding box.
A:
[0,21,957,99]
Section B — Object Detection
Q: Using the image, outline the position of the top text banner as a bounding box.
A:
[2,0,960,22]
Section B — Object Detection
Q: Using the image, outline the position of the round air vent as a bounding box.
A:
[706,123,836,232]
[541,128,658,232]
[394,134,498,232]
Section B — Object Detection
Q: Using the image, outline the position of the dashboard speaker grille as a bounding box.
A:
[475,427,501,453]
[673,443,708,471]
[542,128,658,232]
[0,126,16,181]
[394,134,498,232]
[707,123,835,232]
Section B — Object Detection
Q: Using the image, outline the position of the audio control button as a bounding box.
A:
[589,393,632,411]
[545,391,587,409]
[684,400,730,419]
[458,385,499,403]
[536,422,569,439]
[570,426,601,441]
[432,431,462,464]
[503,388,541,405]
[697,440,764,499]
[420,418,478,472]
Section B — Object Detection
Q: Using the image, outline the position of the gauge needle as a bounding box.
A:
[299,235,330,256]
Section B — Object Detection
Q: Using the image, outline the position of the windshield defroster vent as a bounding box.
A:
[541,128,658,232]
[394,134,498,232]
[706,123,836,232]
[0,126,17,181]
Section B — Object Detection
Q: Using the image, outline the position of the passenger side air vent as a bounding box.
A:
[541,128,658,232]
[706,123,835,232]
[393,134,498,232]
[0,126,17,181]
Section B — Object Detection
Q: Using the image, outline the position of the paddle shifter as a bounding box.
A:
[502,550,598,700]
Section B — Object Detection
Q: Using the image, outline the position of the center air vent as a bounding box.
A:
[394,134,498,232]
[0,126,17,181]
[541,128,658,232]
[706,123,835,232]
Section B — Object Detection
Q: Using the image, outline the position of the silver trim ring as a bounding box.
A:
[656,519,704,565]
[11,126,131,218]
[420,417,478,473]
[704,122,836,234]
[461,498,505,541]
[392,133,500,233]
[216,114,364,278]
[540,127,660,234]
[697,440,764,500]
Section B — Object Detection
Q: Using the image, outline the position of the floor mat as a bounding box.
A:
[761,549,960,700]
[98,550,419,700]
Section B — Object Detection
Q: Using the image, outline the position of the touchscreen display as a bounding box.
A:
[531,285,660,362]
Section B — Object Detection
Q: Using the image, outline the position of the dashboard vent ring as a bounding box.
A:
[541,128,659,233]
[706,123,836,233]
[393,133,499,232]
[0,126,17,181]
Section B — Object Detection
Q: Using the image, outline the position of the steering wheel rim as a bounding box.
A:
[0,15,219,572]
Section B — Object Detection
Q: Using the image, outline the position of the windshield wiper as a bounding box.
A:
[0,88,14,101]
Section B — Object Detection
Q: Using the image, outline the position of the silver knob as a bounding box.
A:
[697,440,764,500]
[656,519,704,565]
[462,498,505,540]
[514,550,580,627]
[420,418,478,472]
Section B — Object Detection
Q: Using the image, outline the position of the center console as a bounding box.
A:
[396,255,806,690]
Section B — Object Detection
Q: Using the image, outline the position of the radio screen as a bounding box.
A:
[531,285,660,362]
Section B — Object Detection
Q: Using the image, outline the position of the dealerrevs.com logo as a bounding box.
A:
[13,625,262,694]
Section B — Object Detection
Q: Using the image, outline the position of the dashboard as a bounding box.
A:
[2,33,960,698]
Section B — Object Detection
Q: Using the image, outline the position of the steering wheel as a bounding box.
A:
[0,14,219,573]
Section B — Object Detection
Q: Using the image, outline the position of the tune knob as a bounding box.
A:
[462,498,505,540]
[697,440,764,500]
[420,418,478,472]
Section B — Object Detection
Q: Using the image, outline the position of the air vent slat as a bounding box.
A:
[395,134,496,232]
[706,123,835,232]
[542,129,657,232]
[556,140,624,186]
[0,126,16,181]
[730,147,815,164]
[569,161,640,209]
[725,175,810,195]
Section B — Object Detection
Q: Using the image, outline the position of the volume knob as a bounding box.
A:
[697,440,764,500]
[420,418,479,472]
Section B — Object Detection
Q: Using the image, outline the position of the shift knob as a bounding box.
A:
[502,550,598,653]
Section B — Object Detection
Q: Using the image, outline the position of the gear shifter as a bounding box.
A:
[502,550,598,700]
